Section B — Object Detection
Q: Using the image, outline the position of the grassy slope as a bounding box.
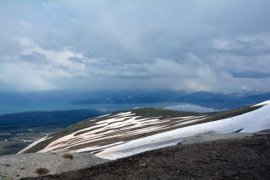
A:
[131,108,202,118]
[23,105,262,153]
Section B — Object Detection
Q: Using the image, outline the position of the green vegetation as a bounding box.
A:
[0,141,29,156]
[205,105,262,122]
[0,109,103,156]
[36,167,49,175]
[62,153,74,160]
[0,109,102,131]
[166,105,263,130]
[0,172,8,180]
[131,108,203,119]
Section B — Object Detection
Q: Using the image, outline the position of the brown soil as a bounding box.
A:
[22,133,270,180]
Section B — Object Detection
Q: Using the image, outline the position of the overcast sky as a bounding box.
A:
[0,0,270,93]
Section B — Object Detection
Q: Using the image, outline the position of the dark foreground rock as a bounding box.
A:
[23,133,270,180]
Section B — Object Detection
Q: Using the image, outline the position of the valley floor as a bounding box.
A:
[23,132,270,180]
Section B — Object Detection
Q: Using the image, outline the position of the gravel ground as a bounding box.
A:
[0,153,108,179]
[23,133,270,180]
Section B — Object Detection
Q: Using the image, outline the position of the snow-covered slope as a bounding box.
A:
[19,101,270,160]
[19,110,205,154]
[98,101,270,159]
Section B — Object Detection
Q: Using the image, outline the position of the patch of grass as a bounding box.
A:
[36,167,49,175]
[131,108,203,119]
[205,105,262,122]
[62,153,74,160]
[1,175,8,180]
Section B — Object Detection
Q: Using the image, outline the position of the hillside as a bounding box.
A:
[0,100,269,179]
[19,101,270,160]
[0,109,103,156]
[22,132,270,180]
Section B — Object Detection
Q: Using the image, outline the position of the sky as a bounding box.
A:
[1,0,270,93]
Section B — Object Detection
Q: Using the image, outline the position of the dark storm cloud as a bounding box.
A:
[232,71,270,79]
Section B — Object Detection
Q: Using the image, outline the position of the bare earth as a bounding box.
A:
[0,153,108,179]
[23,132,270,180]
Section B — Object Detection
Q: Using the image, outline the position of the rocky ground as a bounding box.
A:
[22,132,270,180]
[0,153,108,179]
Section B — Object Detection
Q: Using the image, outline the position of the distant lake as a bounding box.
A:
[0,102,220,115]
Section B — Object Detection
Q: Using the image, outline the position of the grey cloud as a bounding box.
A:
[212,38,270,57]
[0,0,270,92]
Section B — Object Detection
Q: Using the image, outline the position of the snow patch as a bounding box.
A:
[253,100,270,106]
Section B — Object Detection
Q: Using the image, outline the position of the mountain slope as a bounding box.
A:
[22,133,270,180]
[19,101,270,160]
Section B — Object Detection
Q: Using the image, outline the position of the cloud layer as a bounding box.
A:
[0,0,270,92]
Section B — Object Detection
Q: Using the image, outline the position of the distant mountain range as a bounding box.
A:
[71,90,270,109]
[1,90,270,114]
